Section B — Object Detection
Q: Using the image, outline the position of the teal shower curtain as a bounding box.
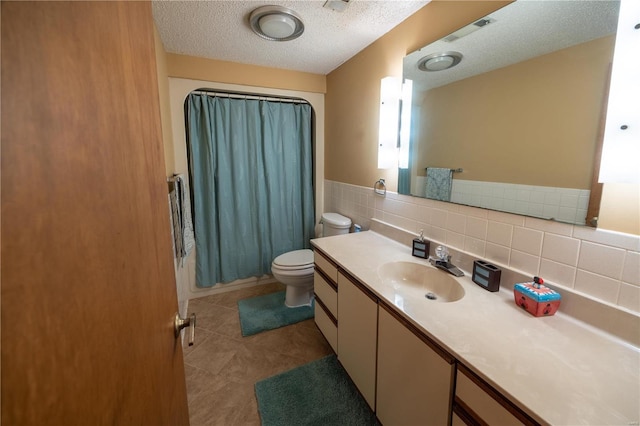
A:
[187,93,315,287]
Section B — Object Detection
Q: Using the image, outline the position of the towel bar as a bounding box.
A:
[425,167,463,173]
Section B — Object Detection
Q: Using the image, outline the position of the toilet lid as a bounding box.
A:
[273,249,313,268]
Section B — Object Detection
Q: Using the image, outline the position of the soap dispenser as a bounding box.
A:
[412,230,430,259]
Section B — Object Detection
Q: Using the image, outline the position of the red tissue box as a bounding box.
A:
[513,277,561,317]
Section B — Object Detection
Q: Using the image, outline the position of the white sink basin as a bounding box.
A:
[378,261,465,303]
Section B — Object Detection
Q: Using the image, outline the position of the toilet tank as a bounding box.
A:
[321,212,352,237]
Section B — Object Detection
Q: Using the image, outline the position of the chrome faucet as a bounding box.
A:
[429,245,464,277]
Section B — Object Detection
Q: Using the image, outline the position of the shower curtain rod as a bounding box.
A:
[191,89,309,105]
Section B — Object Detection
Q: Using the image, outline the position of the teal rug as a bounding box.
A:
[255,354,378,426]
[237,291,314,337]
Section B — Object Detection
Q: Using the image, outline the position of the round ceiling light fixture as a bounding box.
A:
[418,52,463,72]
[249,5,304,41]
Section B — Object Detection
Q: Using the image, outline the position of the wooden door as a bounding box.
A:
[1,2,190,424]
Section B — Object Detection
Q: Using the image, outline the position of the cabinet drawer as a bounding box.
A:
[314,303,337,353]
[314,250,338,283]
[314,271,337,318]
[455,365,537,426]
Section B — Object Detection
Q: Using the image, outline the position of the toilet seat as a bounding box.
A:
[272,249,314,271]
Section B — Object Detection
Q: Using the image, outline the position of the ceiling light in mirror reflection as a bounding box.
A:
[599,0,640,183]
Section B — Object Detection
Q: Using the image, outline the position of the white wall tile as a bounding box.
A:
[617,283,640,312]
[441,201,461,213]
[487,210,525,226]
[426,225,445,243]
[524,217,574,236]
[510,250,540,275]
[540,259,576,288]
[416,205,433,225]
[464,236,486,257]
[487,221,513,246]
[384,190,400,201]
[530,191,546,204]
[459,204,488,219]
[384,198,411,217]
[544,192,561,206]
[512,227,543,256]
[527,204,544,218]
[382,211,416,233]
[489,198,504,212]
[446,231,465,249]
[446,212,467,233]
[431,208,448,228]
[485,242,510,266]
[578,242,626,280]
[466,217,488,240]
[621,251,640,286]
[574,270,620,304]
[573,226,640,251]
[558,206,578,223]
[541,233,580,266]
[560,193,579,208]
[543,204,560,221]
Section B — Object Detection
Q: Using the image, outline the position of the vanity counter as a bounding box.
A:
[311,231,640,425]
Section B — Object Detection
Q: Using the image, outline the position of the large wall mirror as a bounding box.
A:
[400,0,620,227]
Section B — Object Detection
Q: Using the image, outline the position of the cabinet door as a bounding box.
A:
[377,304,455,426]
[337,271,378,409]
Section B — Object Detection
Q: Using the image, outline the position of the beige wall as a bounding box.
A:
[416,36,614,189]
[325,1,511,192]
[154,25,175,176]
[166,53,326,94]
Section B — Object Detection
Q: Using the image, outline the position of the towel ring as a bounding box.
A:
[374,179,386,196]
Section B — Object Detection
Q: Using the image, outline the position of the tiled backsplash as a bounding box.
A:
[324,179,640,315]
[413,177,590,226]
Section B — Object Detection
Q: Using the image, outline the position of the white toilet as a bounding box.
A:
[271,212,352,307]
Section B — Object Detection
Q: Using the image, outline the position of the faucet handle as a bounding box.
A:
[435,245,449,261]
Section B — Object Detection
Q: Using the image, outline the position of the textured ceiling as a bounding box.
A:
[152,0,430,75]
[404,0,621,92]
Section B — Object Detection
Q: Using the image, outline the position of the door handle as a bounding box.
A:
[174,312,196,346]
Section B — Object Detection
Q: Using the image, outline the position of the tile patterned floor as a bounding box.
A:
[182,283,333,425]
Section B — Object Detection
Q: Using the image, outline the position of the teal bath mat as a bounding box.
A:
[237,291,314,337]
[255,354,378,426]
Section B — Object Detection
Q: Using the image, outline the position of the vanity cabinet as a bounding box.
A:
[454,363,539,426]
[337,270,378,410]
[376,303,455,425]
[313,250,338,352]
